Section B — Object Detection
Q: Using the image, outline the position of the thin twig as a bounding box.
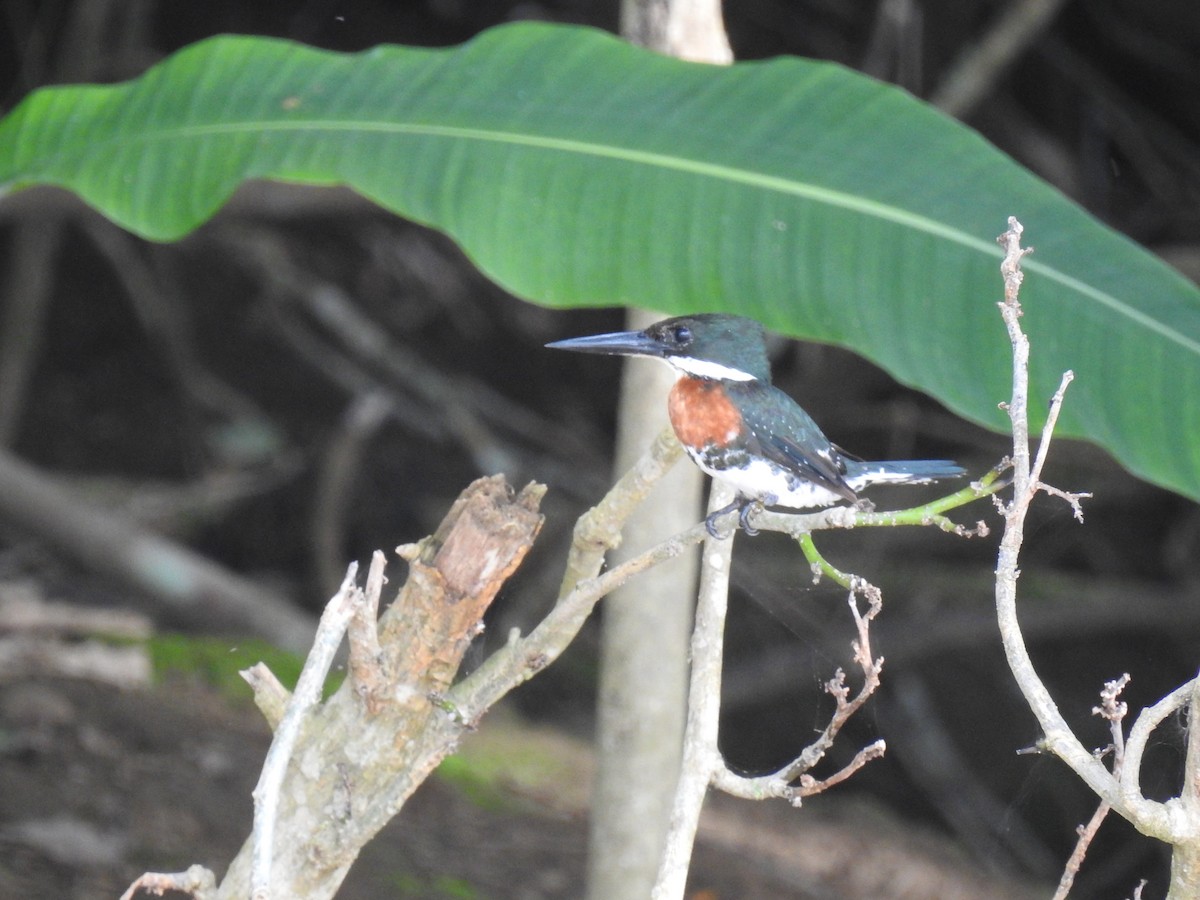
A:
[118,864,217,900]
[560,425,683,599]
[712,577,885,805]
[799,740,888,797]
[347,549,388,711]
[1055,801,1112,900]
[241,663,290,730]
[1122,678,1197,807]
[1030,372,1091,521]
[479,519,704,699]
[1053,674,1131,900]
[250,565,359,900]
[797,587,886,786]
[798,531,852,588]
[449,442,704,718]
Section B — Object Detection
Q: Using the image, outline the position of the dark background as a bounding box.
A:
[2,1,1199,898]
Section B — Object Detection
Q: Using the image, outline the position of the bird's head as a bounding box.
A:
[546,314,770,382]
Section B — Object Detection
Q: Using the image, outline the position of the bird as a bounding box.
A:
[547,313,965,537]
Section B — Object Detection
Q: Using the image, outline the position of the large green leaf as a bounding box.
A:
[2,24,1198,498]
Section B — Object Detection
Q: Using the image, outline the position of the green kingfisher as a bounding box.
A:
[548,314,965,537]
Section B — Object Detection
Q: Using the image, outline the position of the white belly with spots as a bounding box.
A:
[685,451,946,510]
[689,454,846,509]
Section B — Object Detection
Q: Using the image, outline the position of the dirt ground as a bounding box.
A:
[0,670,1046,900]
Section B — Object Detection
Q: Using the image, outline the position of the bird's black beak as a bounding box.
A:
[545,329,667,359]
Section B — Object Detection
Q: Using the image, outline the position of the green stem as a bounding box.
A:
[852,461,1010,528]
[797,532,854,590]
[790,462,1010,591]
[756,460,1010,539]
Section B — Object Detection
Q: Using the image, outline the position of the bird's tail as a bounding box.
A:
[847,459,966,486]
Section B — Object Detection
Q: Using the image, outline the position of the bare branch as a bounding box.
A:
[1054,801,1113,900]
[561,426,683,598]
[251,565,359,900]
[119,864,217,900]
[452,515,708,713]
[1122,678,1196,805]
[1053,674,1131,900]
[201,476,545,900]
[992,217,1190,850]
[450,433,700,718]
[798,740,888,797]
[241,663,289,730]
[710,577,885,809]
[652,479,737,900]
[1030,371,1092,520]
[346,549,388,711]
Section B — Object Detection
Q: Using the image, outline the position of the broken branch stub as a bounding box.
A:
[380,475,545,698]
[215,475,545,900]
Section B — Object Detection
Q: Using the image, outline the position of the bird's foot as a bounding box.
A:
[703,504,735,538]
[704,497,764,539]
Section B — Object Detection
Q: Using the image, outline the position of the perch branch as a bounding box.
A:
[652,479,737,900]
[754,460,1009,540]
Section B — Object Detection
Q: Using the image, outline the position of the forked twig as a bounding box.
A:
[993,218,1200,899]
[1053,674,1131,899]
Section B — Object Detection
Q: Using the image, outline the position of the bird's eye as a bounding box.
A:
[671,324,692,345]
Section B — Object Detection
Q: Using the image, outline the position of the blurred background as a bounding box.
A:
[1,1,1198,897]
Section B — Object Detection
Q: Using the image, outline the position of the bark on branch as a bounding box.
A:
[123,475,545,900]
[993,217,1200,898]
[123,429,702,900]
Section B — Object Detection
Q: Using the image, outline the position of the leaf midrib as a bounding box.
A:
[21,113,1198,356]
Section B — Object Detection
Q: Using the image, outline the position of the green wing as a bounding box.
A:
[729,382,858,502]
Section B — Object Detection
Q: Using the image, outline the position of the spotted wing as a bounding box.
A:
[731,382,859,503]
